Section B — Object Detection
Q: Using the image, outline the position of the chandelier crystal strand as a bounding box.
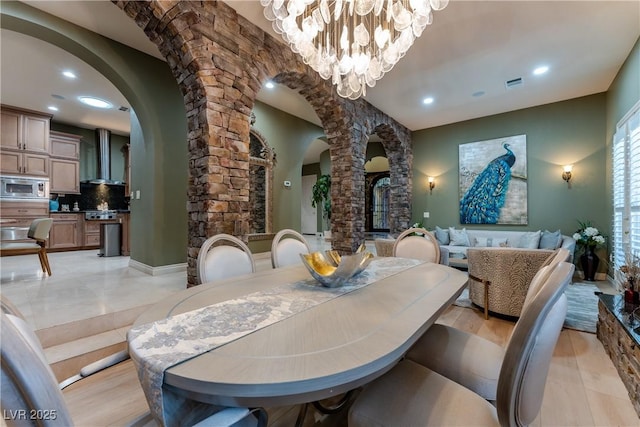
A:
[263,0,448,99]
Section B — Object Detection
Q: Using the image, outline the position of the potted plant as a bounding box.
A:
[573,220,606,281]
[311,174,331,238]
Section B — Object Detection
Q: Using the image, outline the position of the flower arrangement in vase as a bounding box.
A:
[410,221,425,236]
[619,251,640,305]
[572,220,606,281]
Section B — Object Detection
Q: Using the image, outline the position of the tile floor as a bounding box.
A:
[0,236,359,330]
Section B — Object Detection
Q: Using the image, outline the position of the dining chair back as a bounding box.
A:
[0,293,25,319]
[497,261,572,426]
[1,312,75,426]
[392,227,441,263]
[271,229,311,268]
[197,234,256,284]
[1,312,268,427]
[348,262,572,427]
[0,218,53,275]
[523,247,570,309]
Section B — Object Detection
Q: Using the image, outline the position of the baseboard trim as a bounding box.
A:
[129,259,187,276]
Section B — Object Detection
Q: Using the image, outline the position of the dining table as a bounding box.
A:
[127,257,468,426]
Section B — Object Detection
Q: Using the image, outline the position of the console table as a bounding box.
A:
[596,294,640,417]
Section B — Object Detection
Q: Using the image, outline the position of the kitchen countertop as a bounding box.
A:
[49,210,130,214]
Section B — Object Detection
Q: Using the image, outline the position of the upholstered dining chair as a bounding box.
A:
[392,227,441,264]
[197,234,256,285]
[404,248,571,401]
[271,229,311,268]
[349,262,572,427]
[0,292,25,319]
[0,312,268,427]
[0,218,53,276]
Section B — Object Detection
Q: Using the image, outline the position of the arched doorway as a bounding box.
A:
[367,174,391,233]
[248,125,276,235]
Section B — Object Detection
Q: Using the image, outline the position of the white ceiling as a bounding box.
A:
[3,1,639,141]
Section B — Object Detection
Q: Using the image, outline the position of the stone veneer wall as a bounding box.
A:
[597,300,640,417]
[114,0,412,286]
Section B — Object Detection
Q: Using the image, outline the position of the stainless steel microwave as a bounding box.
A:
[0,176,49,199]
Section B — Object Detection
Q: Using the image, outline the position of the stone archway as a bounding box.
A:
[373,124,413,234]
[114,1,412,285]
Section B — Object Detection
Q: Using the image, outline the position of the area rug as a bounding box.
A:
[454,282,600,333]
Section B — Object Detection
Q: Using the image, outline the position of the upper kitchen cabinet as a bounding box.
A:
[1,106,51,153]
[1,106,51,176]
[50,131,81,194]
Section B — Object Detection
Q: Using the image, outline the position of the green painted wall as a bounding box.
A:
[412,93,608,240]
[251,102,324,232]
[2,2,188,268]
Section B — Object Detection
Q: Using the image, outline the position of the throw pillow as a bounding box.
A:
[448,227,470,246]
[539,229,562,249]
[518,230,542,249]
[434,226,450,245]
[474,237,508,247]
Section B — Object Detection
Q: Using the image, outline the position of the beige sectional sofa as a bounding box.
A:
[435,227,576,262]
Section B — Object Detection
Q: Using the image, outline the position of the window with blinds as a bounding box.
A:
[612,101,640,277]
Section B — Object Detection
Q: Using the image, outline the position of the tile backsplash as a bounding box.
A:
[51,183,128,211]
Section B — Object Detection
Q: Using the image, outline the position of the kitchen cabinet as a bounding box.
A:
[122,143,130,196]
[1,106,51,153]
[0,151,49,176]
[0,201,50,241]
[48,213,82,249]
[1,201,49,218]
[1,107,51,176]
[117,212,130,256]
[1,106,51,176]
[49,131,80,194]
[50,158,79,193]
[83,219,119,248]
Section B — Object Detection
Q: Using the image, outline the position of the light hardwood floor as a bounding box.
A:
[63,303,639,426]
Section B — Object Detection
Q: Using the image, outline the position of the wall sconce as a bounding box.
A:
[428,176,436,194]
[562,165,573,186]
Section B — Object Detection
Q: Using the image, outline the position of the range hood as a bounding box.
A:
[85,128,123,185]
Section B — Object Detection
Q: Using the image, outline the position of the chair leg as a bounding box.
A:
[37,250,46,273]
[38,245,52,276]
[483,280,490,319]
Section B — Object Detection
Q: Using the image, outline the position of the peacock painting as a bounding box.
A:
[459,135,528,225]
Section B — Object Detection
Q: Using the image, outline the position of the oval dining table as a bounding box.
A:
[128,257,468,426]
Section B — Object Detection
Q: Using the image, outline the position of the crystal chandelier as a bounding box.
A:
[262,0,448,100]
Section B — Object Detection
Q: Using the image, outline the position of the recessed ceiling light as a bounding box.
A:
[265,81,275,89]
[47,106,59,111]
[533,66,549,75]
[78,96,112,109]
[62,70,77,79]
[422,97,434,105]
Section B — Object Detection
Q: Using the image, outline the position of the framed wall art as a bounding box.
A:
[459,134,527,225]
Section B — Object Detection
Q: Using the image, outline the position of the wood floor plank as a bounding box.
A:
[63,360,151,426]
[584,388,640,427]
[569,329,633,400]
[538,331,596,426]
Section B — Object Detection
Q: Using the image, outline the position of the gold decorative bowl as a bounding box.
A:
[300,249,374,288]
